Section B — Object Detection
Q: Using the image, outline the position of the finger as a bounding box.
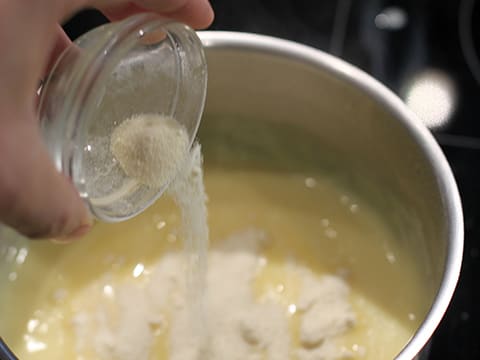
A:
[0,1,84,108]
[44,25,73,77]
[0,116,91,240]
[37,26,73,110]
[90,0,214,29]
[154,0,214,29]
[0,1,91,240]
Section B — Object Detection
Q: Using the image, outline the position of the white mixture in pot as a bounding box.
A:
[70,229,356,360]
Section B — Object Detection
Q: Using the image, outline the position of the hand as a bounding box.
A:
[0,0,213,240]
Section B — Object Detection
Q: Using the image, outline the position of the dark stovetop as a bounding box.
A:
[63,1,480,358]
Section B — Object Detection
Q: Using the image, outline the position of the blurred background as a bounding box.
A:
[63,1,480,358]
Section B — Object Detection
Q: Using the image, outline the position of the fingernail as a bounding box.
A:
[68,223,92,238]
[50,221,93,244]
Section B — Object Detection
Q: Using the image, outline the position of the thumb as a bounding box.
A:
[0,115,91,240]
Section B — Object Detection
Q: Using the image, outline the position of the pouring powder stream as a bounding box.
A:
[167,144,209,342]
[111,113,209,340]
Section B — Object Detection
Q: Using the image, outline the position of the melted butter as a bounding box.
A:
[0,169,427,359]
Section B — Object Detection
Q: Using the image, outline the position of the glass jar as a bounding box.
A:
[38,13,207,223]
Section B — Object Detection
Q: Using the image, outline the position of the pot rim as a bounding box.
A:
[198,30,464,359]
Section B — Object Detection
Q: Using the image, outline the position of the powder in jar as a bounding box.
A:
[110,114,189,188]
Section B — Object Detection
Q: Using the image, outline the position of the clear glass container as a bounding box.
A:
[38,13,207,222]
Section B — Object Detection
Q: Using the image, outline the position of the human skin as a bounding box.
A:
[0,0,213,240]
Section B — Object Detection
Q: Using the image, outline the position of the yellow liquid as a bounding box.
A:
[0,169,427,359]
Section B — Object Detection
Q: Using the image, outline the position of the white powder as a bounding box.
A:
[167,143,209,340]
[110,113,189,188]
[71,230,357,360]
[84,113,190,215]
[295,272,356,359]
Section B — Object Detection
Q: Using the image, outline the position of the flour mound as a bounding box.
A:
[71,229,357,360]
